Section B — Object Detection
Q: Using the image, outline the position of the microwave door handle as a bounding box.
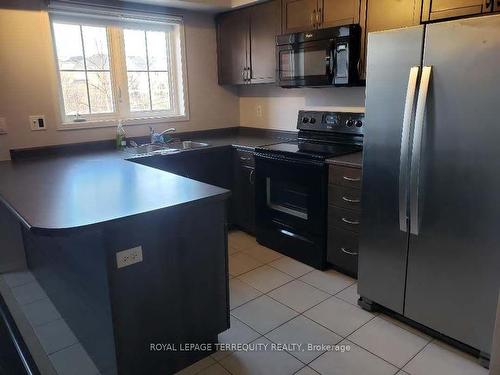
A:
[327,44,335,82]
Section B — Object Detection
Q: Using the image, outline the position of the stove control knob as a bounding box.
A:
[309,118,316,124]
[355,120,363,127]
[346,119,355,127]
[302,117,309,123]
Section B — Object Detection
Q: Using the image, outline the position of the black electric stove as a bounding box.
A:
[254,111,364,269]
[256,111,364,161]
[258,140,362,160]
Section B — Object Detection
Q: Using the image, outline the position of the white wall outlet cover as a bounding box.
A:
[0,118,6,134]
[29,115,47,131]
[116,246,143,269]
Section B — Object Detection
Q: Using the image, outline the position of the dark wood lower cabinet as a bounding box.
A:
[232,148,256,234]
[327,162,362,277]
[132,146,257,233]
[327,226,359,277]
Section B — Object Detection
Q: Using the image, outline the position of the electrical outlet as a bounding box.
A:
[116,246,143,269]
[0,118,6,135]
[256,105,263,118]
[29,115,47,131]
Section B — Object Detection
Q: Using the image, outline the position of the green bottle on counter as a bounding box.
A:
[116,120,126,150]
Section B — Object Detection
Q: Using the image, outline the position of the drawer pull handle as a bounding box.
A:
[342,196,360,203]
[342,217,360,225]
[343,176,360,182]
[341,247,358,256]
[240,156,251,161]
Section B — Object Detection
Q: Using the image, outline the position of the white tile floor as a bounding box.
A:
[178,230,489,375]
[0,231,490,375]
[0,272,99,375]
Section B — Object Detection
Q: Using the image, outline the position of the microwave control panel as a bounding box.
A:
[297,111,364,135]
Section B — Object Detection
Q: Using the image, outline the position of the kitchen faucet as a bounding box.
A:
[150,127,176,144]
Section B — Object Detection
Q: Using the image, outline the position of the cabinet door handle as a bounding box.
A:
[316,7,322,26]
[343,176,360,182]
[246,67,251,83]
[341,247,358,256]
[342,196,360,203]
[311,10,316,27]
[249,169,255,184]
[342,217,360,225]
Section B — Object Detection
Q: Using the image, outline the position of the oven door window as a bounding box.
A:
[266,178,308,220]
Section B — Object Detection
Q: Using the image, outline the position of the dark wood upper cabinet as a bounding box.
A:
[495,0,500,11]
[250,0,281,83]
[365,0,421,33]
[217,10,249,85]
[283,0,361,33]
[321,0,361,27]
[357,0,421,79]
[282,0,319,33]
[421,0,492,21]
[217,0,280,85]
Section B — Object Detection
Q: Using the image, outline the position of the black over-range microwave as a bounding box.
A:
[277,25,361,88]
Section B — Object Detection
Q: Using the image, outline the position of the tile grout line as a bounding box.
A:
[396,338,434,372]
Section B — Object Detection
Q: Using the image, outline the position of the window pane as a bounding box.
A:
[60,71,89,115]
[124,29,147,71]
[147,31,168,71]
[82,26,110,70]
[127,72,150,112]
[88,72,114,113]
[150,72,170,111]
[53,23,84,70]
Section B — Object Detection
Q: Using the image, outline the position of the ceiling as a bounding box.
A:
[120,0,261,12]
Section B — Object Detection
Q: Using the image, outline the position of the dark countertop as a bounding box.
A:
[1,128,293,233]
[326,152,363,168]
[0,153,230,233]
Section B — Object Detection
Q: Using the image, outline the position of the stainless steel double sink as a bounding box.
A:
[125,141,210,157]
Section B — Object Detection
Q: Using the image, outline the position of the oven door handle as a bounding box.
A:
[255,153,325,168]
[279,228,315,244]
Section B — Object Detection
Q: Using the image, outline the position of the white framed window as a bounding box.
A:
[49,4,188,128]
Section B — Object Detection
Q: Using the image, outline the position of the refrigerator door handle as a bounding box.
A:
[409,66,432,235]
[399,66,420,232]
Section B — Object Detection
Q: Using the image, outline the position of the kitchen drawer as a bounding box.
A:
[327,226,358,277]
[329,206,361,233]
[235,149,255,167]
[328,185,361,211]
[329,165,362,189]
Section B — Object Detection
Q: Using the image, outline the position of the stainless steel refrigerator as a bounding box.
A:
[358,14,500,360]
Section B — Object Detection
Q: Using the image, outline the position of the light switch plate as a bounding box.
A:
[256,105,263,118]
[116,246,143,269]
[0,118,6,134]
[29,115,47,131]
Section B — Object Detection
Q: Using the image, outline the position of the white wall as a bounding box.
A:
[0,1,239,160]
[239,85,366,131]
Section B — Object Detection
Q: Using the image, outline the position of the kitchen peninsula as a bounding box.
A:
[0,148,231,375]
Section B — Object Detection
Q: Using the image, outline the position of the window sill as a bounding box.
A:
[57,114,189,131]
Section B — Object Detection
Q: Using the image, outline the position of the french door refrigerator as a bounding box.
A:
[358,14,500,359]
